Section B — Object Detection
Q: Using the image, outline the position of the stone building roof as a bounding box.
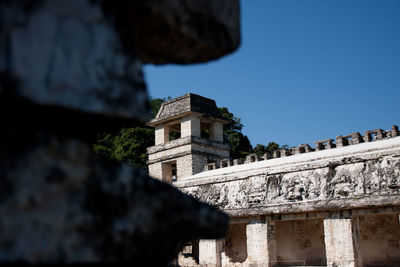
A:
[147,93,229,126]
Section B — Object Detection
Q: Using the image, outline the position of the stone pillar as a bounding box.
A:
[210,121,224,142]
[323,217,362,267]
[148,162,162,180]
[155,125,169,145]
[246,219,277,266]
[199,239,223,266]
[181,116,201,138]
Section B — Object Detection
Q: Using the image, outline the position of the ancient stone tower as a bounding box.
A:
[147,93,230,182]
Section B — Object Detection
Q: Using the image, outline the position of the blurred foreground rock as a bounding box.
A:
[0,128,228,264]
[102,0,241,64]
[0,0,240,264]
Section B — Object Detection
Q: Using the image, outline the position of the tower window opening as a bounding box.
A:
[201,122,211,139]
[169,123,181,141]
[161,160,177,183]
[171,163,177,181]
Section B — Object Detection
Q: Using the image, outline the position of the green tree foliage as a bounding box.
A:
[94,127,154,168]
[218,107,243,132]
[266,142,280,156]
[253,144,266,157]
[253,142,281,158]
[218,107,252,159]
[93,97,167,169]
[149,96,171,119]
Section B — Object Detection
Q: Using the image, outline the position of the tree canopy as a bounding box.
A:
[253,142,280,158]
[93,127,154,168]
[218,106,252,159]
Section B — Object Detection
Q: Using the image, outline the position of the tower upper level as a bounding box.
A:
[146,93,230,182]
[147,93,229,144]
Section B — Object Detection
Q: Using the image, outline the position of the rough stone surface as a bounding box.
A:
[324,218,362,267]
[147,111,229,183]
[107,0,241,64]
[177,137,400,216]
[0,132,229,264]
[145,93,400,266]
[358,214,400,266]
[0,0,149,120]
[275,219,326,266]
[246,219,276,266]
[148,93,229,127]
[199,239,224,266]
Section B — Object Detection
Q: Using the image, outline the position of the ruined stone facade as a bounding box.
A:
[147,94,400,267]
[147,94,230,182]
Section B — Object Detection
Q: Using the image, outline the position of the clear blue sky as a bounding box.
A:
[144,0,400,148]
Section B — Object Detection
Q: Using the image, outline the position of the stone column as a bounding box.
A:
[323,217,362,267]
[199,239,223,266]
[210,121,224,142]
[181,115,201,138]
[155,125,169,145]
[246,218,277,266]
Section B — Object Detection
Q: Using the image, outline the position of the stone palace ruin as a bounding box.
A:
[147,93,400,267]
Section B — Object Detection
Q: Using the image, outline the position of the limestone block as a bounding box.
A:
[148,162,162,180]
[246,220,276,266]
[177,155,195,179]
[181,115,201,138]
[323,218,362,267]
[199,239,223,266]
[155,125,169,145]
[210,122,224,142]
[358,214,400,266]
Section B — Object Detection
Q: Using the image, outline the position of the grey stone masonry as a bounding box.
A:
[233,159,244,165]
[148,93,228,127]
[364,129,385,142]
[207,162,219,171]
[315,139,336,151]
[245,153,262,163]
[176,135,400,217]
[147,94,231,182]
[273,150,281,158]
[392,125,399,137]
[220,158,233,168]
[221,125,400,171]
[262,153,273,160]
[280,148,291,157]
[295,143,314,154]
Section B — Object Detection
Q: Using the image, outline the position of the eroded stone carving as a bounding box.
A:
[181,151,400,214]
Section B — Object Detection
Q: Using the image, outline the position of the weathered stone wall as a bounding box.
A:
[176,136,400,216]
[173,129,400,267]
[148,136,230,181]
[181,116,201,138]
[223,223,248,263]
[155,125,169,145]
[358,214,400,266]
[275,219,326,266]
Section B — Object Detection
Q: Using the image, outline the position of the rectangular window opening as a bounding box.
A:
[201,122,211,139]
[169,123,181,141]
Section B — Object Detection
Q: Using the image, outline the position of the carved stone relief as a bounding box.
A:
[181,155,400,213]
